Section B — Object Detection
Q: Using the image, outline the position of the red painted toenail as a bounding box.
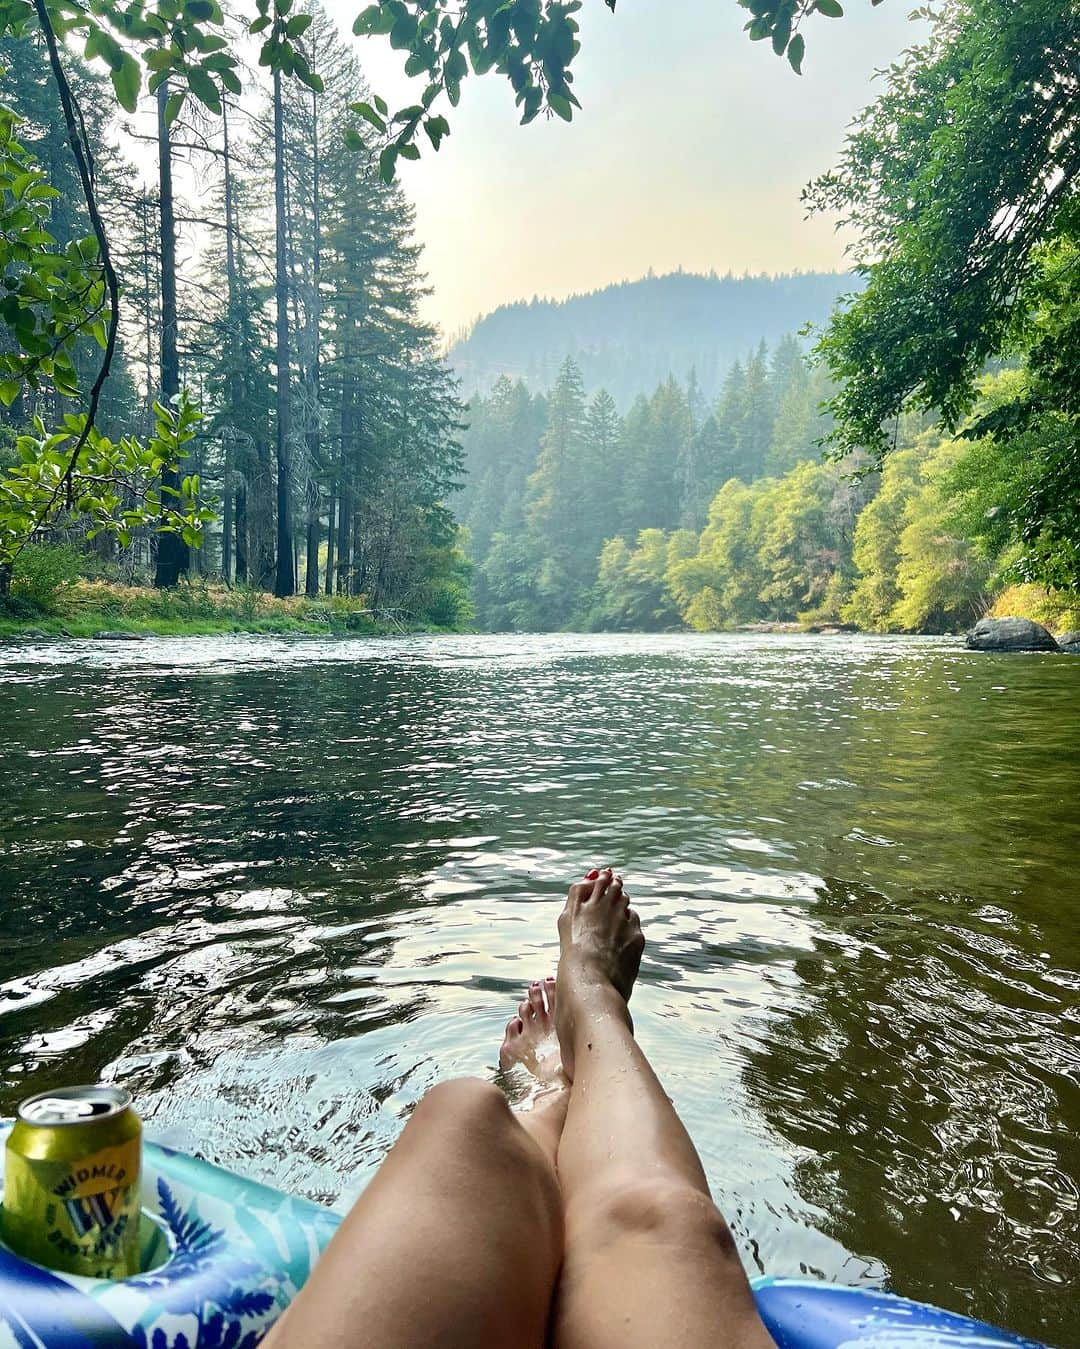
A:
[585,869,599,879]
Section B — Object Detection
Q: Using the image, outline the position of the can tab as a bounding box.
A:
[22,1098,110,1124]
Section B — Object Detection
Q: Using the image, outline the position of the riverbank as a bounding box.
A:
[3,578,1078,643]
[0,579,446,640]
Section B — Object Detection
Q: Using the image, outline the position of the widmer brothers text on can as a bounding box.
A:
[3,1084,142,1278]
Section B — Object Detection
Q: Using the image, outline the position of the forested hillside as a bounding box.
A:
[459,338,838,630]
[459,348,1077,638]
[448,270,853,407]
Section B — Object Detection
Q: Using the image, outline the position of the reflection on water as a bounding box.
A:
[1,633,1077,1342]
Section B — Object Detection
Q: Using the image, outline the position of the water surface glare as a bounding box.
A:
[1,632,1077,1343]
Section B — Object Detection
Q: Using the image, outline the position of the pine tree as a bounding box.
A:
[524,356,590,626]
[620,377,689,536]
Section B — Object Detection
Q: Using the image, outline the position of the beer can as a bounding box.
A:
[2,1084,142,1278]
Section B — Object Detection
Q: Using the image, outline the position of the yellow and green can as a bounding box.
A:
[2,1084,142,1278]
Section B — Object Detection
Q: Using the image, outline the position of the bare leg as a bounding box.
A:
[266,985,569,1349]
[500,975,570,1167]
[552,869,774,1349]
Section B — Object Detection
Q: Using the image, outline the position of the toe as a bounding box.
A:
[505,1015,523,1039]
[527,983,545,1017]
[590,867,614,901]
[543,976,557,1014]
[519,997,532,1021]
[568,879,594,906]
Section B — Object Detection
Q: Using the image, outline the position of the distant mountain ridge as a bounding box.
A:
[447,269,856,407]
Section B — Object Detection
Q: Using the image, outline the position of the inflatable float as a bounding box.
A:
[0,1126,1043,1348]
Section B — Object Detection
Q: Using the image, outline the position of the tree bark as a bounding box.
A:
[272,68,295,597]
[304,76,323,597]
[153,79,189,588]
[221,434,234,585]
[220,99,241,586]
[324,491,335,597]
[335,485,350,595]
[234,481,248,584]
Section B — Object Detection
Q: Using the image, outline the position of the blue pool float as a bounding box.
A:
[0,1127,1042,1348]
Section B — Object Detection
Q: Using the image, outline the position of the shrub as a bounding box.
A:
[990,583,1080,635]
[424,580,472,629]
[10,543,83,612]
[0,593,46,620]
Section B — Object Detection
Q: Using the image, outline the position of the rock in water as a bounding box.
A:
[965,617,1060,652]
[1058,630,1080,653]
[94,631,145,641]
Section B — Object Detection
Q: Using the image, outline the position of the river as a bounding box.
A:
[1,632,1077,1342]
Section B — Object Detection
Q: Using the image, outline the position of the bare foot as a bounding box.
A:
[556,868,645,1079]
[499,977,566,1086]
[498,979,569,1168]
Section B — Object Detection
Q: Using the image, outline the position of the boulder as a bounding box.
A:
[965,617,1059,652]
[94,630,145,641]
[1057,630,1080,654]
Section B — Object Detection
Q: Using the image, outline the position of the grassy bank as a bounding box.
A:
[0,579,444,639]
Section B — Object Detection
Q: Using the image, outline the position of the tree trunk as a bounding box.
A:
[251,440,276,588]
[221,433,234,585]
[139,192,155,440]
[234,482,248,584]
[153,79,189,589]
[220,100,241,587]
[335,487,350,595]
[272,68,295,598]
[324,491,335,597]
[304,77,323,597]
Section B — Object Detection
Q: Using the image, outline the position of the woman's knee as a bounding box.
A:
[411,1078,544,1170]
[571,1175,740,1262]
[412,1076,515,1135]
[411,1077,561,1224]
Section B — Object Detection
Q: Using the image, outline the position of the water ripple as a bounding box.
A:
[0,632,1077,1343]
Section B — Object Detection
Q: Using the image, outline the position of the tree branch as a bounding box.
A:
[31,0,121,512]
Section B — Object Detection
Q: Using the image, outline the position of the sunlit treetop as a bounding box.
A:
[808,0,1080,459]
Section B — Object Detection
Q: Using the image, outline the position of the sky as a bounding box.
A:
[324,0,925,340]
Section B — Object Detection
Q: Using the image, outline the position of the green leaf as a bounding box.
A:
[188,65,221,112]
[389,12,416,49]
[548,92,573,121]
[398,141,420,160]
[353,4,395,36]
[164,89,186,124]
[286,12,311,37]
[351,101,386,131]
[0,379,20,407]
[814,0,844,15]
[379,143,398,182]
[423,114,449,150]
[111,53,141,111]
[787,32,805,74]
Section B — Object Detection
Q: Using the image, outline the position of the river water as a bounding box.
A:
[0,633,1077,1342]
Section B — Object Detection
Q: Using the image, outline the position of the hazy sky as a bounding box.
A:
[324,0,924,339]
